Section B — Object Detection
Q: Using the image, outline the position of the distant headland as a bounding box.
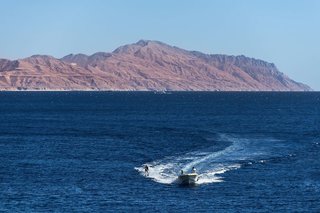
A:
[0,40,311,91]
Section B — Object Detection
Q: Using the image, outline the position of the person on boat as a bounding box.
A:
[192,167,196,173]
[181,170,184,175]
[144,165,149,176]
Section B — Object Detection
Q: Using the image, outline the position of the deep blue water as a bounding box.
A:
[0,92,319,212]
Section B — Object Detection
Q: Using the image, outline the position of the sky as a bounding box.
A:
[1,0,319,90]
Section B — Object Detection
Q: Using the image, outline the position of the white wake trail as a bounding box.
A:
[135,135,276,185]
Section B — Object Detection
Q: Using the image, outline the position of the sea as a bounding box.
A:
[0,92,319,212]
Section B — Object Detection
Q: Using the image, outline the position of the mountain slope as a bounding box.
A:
[0,40,311,91]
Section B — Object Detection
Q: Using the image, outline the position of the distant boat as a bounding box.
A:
[153,90,168,94]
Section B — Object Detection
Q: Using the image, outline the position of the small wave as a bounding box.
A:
[197,164,241,184]
[135,134,280,185]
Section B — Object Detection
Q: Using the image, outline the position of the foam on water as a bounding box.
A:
[135,134,281,185]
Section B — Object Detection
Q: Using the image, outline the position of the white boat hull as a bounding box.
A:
[178,173,198,185]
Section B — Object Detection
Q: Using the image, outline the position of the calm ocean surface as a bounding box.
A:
[0,92,319,212]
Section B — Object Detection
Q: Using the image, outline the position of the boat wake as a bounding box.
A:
[135,134,282,185]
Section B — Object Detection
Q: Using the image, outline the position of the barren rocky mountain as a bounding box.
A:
[0,40,311,91]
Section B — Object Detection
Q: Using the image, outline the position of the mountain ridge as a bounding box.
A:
[0,40,311,91]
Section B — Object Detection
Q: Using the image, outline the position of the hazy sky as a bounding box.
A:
[1,0,319,90]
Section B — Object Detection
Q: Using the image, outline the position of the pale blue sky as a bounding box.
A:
[1,0,319,89]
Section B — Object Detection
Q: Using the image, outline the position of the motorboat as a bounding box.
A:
[178,169,199,185]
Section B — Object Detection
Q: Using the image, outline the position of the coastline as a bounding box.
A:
[0,89,317,92]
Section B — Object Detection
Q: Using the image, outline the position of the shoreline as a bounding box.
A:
[0,90,317,93]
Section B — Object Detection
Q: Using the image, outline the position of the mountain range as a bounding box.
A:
[0,40,311,91]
